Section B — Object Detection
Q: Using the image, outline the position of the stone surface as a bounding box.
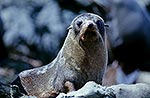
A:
[57,81,150,98]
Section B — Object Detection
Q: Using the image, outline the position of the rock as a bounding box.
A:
[57,81,150,98]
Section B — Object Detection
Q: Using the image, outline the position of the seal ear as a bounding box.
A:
[104,24,109,27]
[67,26,72,32]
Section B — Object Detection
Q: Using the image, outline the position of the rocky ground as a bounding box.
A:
[0,0,150,98]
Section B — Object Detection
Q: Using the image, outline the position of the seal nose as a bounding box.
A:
[88,23,94,28]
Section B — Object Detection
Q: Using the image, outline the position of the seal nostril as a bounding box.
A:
[88,23,94,28]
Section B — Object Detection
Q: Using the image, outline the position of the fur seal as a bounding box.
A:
[13,13,108,98]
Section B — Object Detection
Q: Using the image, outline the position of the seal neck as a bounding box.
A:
[62,29,107,70]
[61,30,86,65]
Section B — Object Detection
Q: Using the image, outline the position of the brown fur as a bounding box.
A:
[19,13,108,98]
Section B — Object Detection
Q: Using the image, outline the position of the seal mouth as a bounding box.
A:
[80,29,98,42]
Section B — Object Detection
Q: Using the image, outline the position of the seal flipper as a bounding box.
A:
[11,76,27,95]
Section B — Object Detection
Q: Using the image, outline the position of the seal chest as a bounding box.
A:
[18,13,108,98]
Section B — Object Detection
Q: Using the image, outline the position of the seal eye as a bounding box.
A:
[96,20,105,37]
[76,21,82,28]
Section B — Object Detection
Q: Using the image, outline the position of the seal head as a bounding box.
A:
[70,13,106,43]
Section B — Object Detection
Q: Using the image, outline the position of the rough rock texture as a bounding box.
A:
[57,81,150,98]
